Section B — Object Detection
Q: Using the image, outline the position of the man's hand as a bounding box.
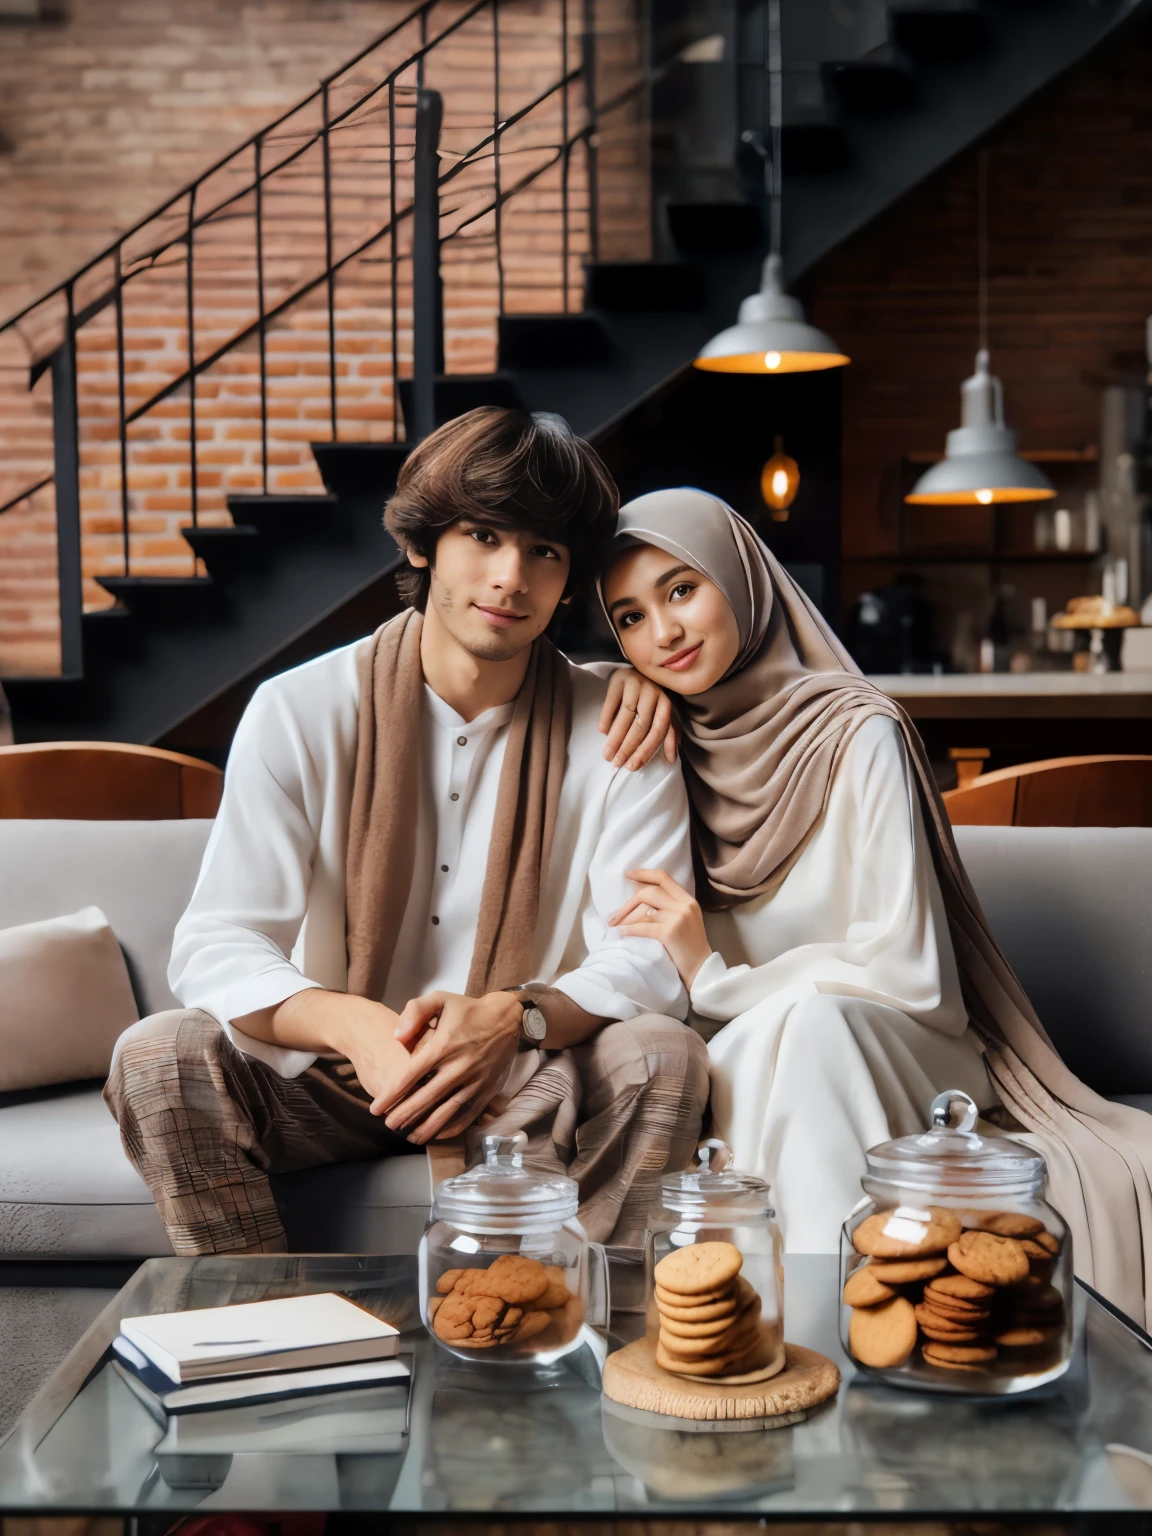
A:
[374,990,523,1144]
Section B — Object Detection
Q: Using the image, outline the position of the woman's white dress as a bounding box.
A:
[692,713,996,1253]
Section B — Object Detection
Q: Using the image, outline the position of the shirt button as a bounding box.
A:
[431,916,440,926]
[457,736,467,746]
[449,792,459,802]
[441,864,449,873]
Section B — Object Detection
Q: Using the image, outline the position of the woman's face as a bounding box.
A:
[603,543,741,694]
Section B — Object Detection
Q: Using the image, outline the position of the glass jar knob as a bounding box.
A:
[482,1131,527,1167]
[695,1138,733,1173]
[929,1089,979,1133]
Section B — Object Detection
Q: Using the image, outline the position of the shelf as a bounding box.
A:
[845,551,1099,565]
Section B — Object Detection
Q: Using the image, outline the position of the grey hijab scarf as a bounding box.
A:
[603,486,1152,1327]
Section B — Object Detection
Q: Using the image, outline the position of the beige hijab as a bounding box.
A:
[606,487,1152,1325]
[345,608,571,1003]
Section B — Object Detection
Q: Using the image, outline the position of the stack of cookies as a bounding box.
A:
[652,1240,779,1381]
[429,1253,583,1352]
[844,1207,1065,1376]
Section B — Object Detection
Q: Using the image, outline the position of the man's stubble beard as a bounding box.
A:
[430,582,542,665]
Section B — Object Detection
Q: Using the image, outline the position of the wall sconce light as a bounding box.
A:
[761,435,800,520]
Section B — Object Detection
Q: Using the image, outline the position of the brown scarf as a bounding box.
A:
[345,609,572,1005]
[606,489,1152,1327]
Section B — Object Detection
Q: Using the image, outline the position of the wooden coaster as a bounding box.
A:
[603,1336,840,1424]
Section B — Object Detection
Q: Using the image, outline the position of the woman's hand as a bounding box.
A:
[609,868,712,989]
[598,667,678,771]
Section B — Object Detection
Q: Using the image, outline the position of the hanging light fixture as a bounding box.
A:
[760,434,800,519]
[694,0,849,375]
[906,151,1054,507]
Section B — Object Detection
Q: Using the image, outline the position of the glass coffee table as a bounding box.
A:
[2,1253,1151,1517]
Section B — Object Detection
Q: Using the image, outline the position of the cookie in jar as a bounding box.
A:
[419,1133,608,1366]
[840,1091,1072,1394]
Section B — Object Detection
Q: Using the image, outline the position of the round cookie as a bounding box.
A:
[436,1268,467,1295]
[995,1324,1062,1348]
[654,1283,736,1315]
[654,1241,743,1296]
[867,1256,949,1284]
[843,1266,896,1308]
[852,1206,961,1259]
[655,1342,749,1377]
[947,1230,1029,1287]
[458,1255,549,1305]
[1036,1230,1060,1255]
[848,1295,918,1368]
[926,1274,996,1302]
[537,1265,571,1311]
[660,1294,758,1339]
[981,1211,1045,1239]
[511,1310,553,1343]
[922,1341,997,1368]
[659,1315,762,1360]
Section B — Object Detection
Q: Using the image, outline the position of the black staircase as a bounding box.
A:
[1,0,1148,753]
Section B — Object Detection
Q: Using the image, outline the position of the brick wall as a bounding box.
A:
[0,0,649,674]
[809,19,1152,608]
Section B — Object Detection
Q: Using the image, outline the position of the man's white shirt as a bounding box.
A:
[169,637,693,1077]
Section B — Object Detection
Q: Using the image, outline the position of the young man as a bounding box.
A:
[106,408,708,1255]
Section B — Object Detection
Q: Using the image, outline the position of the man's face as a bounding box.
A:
[412,518,572,662]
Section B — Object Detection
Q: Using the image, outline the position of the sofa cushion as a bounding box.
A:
[0,1087,432,1259]
[954,826,1152,1096]
[0,907,139,1091]
[0,819,213,1017]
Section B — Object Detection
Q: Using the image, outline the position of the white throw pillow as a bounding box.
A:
[0,906,139,1091]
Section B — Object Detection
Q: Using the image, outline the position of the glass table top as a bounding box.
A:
[2,1252,1152,1516]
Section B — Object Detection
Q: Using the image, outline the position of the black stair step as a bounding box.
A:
[310,441,409,499]
[226,492,345,541]
[83,605,140,665]
[95,575,228,625]
[666,203,763,257]
[0,675,101,736]
[584,263,706,313]
[825,47,918,114]
[890,6,991,61]
[781,122,851,175]
[498,313,613,368]
[397,373,526,430]
[182,524,267,580]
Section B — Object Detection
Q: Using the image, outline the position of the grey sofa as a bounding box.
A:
[0,819,1149,1260]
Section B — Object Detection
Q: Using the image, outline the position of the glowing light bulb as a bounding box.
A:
[760,435,800,520]
[975,488,994,504]
[764,351,781,370]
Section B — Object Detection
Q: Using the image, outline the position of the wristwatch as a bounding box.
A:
[505,985,548,1049]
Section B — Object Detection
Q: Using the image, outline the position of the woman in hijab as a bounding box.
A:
[596,487,1152,1325]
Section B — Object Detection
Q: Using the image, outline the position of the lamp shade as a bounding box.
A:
[695,256,850,374]
[906,351,1055,505]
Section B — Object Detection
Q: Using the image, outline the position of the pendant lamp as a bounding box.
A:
[694,0,849,376]
[906,152,1053,507]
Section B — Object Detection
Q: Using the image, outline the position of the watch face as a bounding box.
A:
[523,1005,547,1041]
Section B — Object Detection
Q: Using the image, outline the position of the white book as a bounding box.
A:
[152,1383,409,1455]
[113,1338,409,1416]
[120,1292,400,1384]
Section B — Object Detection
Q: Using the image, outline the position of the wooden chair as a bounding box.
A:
[0,742,222,819]
[943,754,1152,827]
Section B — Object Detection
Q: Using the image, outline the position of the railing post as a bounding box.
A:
[50,288,84,678]
[411,87,444,443]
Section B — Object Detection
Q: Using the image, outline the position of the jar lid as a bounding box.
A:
[432,1133,578,1231]
[659,1139,774,1215]
[865,1090,1046,1194]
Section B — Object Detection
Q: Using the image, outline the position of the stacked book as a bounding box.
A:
[113,1292,410,1454]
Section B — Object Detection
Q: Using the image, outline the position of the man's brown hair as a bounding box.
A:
[384,407,618,610]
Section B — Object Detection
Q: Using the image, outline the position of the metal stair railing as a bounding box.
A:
[0,0,651,678]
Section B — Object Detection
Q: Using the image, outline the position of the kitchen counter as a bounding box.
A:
[868,671,1152,718]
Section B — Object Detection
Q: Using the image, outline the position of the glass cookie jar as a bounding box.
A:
[419,1132,608,1366]
[645,1140,785,1385]
[840,1090,1073,1395]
